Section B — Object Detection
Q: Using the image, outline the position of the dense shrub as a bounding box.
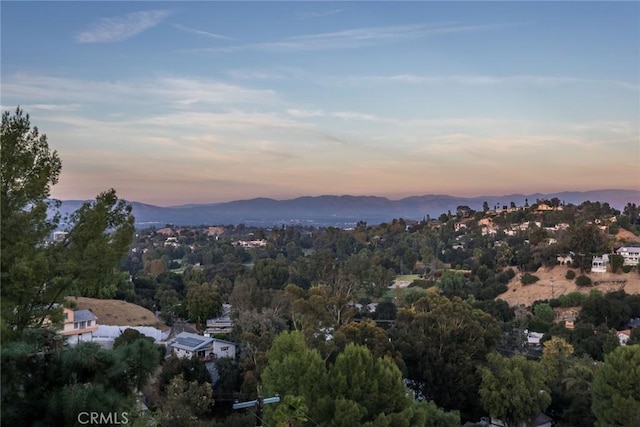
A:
[409,279,434,289]
[610,254,624,273]
[565,270,576,280]
[622,265,633,273]
[558,291,588,307]
[575,275,593,287]
[521,273,540,285]
[496,268,516,284]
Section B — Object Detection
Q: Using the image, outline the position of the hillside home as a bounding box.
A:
[527,331,544,348]
[626,318,640,329]
[61,307,98,345]
[164,237,179,247]
[205,304,233,335]
[592,255,609,273]
[481,226,498,236]
[616,247,640,266]
[617,330,631,346]
[556,254,574,265]
[536,203,554,211]
[564,317,576,330]
[168,332,236,361]
[235,239,268,248]
[454,222,467,232]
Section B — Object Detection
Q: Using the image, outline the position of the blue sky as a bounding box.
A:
[2,1,638,205]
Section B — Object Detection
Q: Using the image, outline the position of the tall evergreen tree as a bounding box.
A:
[1,108,135,340]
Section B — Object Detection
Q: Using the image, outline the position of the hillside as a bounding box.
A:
[498,265,640,307]
[54,188,640,227]
[68,297,169,330]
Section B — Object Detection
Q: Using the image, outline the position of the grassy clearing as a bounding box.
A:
[395,274,421,282]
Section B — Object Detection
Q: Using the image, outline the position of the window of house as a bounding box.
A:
[221,346,229,351]
[64,312,68,320]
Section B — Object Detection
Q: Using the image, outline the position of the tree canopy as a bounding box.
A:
[591,345,640,426]
[1,108,134,340]
[480,352,551,426]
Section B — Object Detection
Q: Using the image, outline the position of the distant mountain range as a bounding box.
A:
[56,189,639,228]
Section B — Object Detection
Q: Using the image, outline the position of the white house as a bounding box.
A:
[556,254,574,265]
[527,331,545,348]
[616,247,640,266]
[168,332,236,360]
[617,330,632,346]
[592,254,609,273]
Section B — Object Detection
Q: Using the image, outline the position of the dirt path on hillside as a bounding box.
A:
[498,265,640,307]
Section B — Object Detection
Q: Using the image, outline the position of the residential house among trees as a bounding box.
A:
[591,254,609,273]
[205,304,233,335]
[615,247,640,266]
[61,307,98,345]
[167,332,236,361]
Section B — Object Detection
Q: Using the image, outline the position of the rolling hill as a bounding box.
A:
[54,189,639,228]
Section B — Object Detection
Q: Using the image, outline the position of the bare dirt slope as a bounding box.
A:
[69,297,169,330]
[616,228,640,244]
[498,265,640,307]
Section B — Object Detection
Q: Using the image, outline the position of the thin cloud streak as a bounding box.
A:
[3,74,278,107]
[341,74,640,90]
[75,10,171,43]
[297,9,344,19]
[172,24,234,40]
[191,22,516,53]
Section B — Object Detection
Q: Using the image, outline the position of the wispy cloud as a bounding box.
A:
[2,74,278,107]
[287,108,325,118]
[76,10,171,43]
[172,24,233,40]
[193,22,515,53]
[340,74,640,90]
[20,103,82,112]
[297,9,344,19]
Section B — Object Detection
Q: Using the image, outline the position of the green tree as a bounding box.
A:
[1,108,134,339]
[559,357,598,427]
[272,394,309,427]
[113,328,154,348]
[422,400,461,427]
[159,355,212,393]
[591,345,640,426]
[437,270,466,297]
[534,302,555,324]
[261,331,329,424]
[390,294,500,419]
[480,352,551,427]
[332,320,399,364]
[113,337,162,391]
[186,281,222,326]
[564,223,607,273]
[541,336,574,379]
[330,344,409,424]
[158,374,214,427]
[1,337,160,426]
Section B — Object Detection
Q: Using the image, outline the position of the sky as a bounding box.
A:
[1,1,639,206]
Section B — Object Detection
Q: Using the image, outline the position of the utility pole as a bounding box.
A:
[233,394,280,427]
